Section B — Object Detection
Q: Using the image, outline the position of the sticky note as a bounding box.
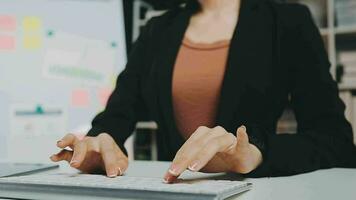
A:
[23,16,41,32]
[98,88,112,106]
[0,15,16,31]
[0,35,15,50]
[23,35,41,49]
[71,89,89,107]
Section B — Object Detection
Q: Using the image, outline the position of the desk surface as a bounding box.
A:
[1,161,356,200]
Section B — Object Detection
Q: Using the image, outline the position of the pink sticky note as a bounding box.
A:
[98,88,113,106]
[0,15,16,31]
[71,89,89,107]
[0,35,15,50]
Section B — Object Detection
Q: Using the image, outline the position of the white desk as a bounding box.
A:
[1,161,355,200]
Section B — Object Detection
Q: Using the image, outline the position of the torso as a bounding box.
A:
[172,5,239,139]
[172,37,231,138]
[137,1,305,160]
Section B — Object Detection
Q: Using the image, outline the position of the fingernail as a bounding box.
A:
[163,173,173,184]
[163,177,173,184]
[188,161,199,172]
[163,174,169,183]
[118,167,122,176]
[57,140,62,145]
[168,165,179,176]
[108,170,117,178]
[240,125,246,132]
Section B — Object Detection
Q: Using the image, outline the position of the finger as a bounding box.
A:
[57,134,79,149]
[98,134,124,177]
[186,126,211,143]
[116,156,129,175]
[173,126,211,159]
[236,126,249,147]
[187,142,220,172]
[70,141,88,168]
[164,126,228,183]
[164,141,221,184]
[188,131,236,172]
[101,148,124,177]
[50,149,73,163]
[217,133,237,155]
[167,127,214,177]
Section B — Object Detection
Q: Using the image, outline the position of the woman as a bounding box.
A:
[51,0,356,183]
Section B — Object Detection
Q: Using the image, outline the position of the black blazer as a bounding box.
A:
[88,0,356,177]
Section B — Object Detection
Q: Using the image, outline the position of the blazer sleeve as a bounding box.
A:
[248,5,356,177]
[86,19,154,155]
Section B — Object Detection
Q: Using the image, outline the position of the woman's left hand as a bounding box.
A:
[163,125,263,183]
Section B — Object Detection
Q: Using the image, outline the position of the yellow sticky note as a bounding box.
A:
[23,35,41,49]
[23,16,41,32]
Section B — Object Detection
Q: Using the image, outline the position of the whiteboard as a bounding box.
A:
[0,0,127,162]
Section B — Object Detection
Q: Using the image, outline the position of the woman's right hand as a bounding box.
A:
[50,133,128,177]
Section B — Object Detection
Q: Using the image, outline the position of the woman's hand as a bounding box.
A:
[50,133,128,177]
[163,126,262,183]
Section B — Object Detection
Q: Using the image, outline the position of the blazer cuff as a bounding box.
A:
[244,132,271,177]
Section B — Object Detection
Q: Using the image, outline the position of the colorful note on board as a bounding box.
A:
[0,35,15,50]
[71,89,90,107]
[23,16,42,32]
[23,35,41,49]
[0,15,16,31]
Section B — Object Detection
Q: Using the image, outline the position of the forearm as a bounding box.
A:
[248,133,356,177]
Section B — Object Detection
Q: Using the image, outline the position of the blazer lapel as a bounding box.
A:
[154,9,192,154]
[215,0,274,130]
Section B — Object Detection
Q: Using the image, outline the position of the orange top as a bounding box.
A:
[172,37,231,139]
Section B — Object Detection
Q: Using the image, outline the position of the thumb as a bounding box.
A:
[236,125,249,147]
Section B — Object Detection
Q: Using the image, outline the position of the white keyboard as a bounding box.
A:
[0,174,252,200]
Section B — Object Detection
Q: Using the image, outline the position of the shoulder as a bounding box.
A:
[266,1,314,31]
[142,7,187,36]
